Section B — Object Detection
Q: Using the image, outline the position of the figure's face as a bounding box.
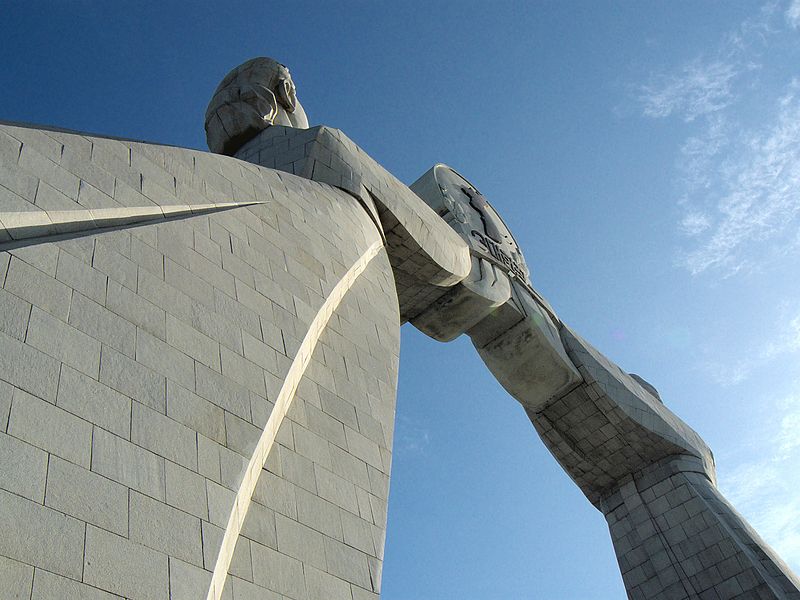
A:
[276,68,298,113]
[416,165,531,284]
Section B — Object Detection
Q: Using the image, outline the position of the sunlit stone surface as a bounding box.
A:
[0,57,798,600]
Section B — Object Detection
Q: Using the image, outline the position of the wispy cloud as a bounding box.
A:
[720,385,800,571]
[393,414,430,455]
[679,80,800,275]
[639,59,740,122]
[635,2,800,276]
[787,0,800,28]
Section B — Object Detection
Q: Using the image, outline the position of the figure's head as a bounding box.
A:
[205,57,309,156]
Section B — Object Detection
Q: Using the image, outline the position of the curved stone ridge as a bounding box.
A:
[207,239,383,600]
[0,201,265,243]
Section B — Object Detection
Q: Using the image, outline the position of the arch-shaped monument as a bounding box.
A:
[0,57,798,600]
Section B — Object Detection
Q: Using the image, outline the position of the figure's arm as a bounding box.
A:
[409,164,800,600]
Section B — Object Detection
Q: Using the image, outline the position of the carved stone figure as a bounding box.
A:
[204,56,309,155]
[1,55,799,600]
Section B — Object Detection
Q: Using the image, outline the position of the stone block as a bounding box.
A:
[18,144,79,199]
[0,488,84,579]
[341,509,376,556]
[253,468,298,520]
[165,257,214,308]
[68,292,135,358]
[130,235,164,278]
[190,249,236,296]
[93,240,138,291]
[0,430,48,502]
[100,346,166,412]
[26,307,101,378]
[91,427,165,500]
[166,459,208,519]
[135,328,195,390]
[44,456,128,536]
[294,423,332,469]
[31,568,121,600]
[250,540,307,600]
[280,447,317,494]
[367,465,390,500]
[3,256,71,320]
[55,248,106,305]
[206,479,236,527]
[167,314,221,371]
[221,346,266,397]
[129,491,203,567]
[57,365,131,438]
[306,404,347,449]
[242,330,279,374]
[323,535,371,589]
[0,252,9,285]
[83,524,169,600]
[0,288,30,341]
[225,410,261,458]
[194,231,222,266]
[344,425,383,471]
[8,388,92,467]
[0,330,60,402]
[315,464,358,514]
[214,288,261,338]
[106,279,166,341]
[305,565,351,600]
[219,443,248,491]
[295,486,343,541]
[242,498,278,549]
[351,587,380,600]
[198,433,222,483]
[131,401,197,470]
[0,379,10,432]
[0,554,33,600]
[167,381,226,444]
[196,362,251,420]
[329,443,370,490]
[0,159,37,203]
[275,515,327,570]
[231,576,282,600]
[201,521,253,580]
[169,557,217,600]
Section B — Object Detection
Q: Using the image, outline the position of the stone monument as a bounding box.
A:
[0,56,797,600]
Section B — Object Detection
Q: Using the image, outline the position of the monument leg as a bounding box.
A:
[600,457,800,600]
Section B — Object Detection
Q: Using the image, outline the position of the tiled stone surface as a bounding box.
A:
[527,324,800,598]
[0,121,399,600]
[600,457,800,600]
[235,125,471,322]
[4,117,795,600]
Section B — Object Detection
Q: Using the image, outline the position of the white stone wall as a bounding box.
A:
[0,122,399,600]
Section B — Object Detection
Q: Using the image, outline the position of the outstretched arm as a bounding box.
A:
[409,164,800,600]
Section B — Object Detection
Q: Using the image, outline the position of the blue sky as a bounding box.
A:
[3,2,800,598]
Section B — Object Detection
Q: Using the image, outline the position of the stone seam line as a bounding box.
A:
[206,239,385,600]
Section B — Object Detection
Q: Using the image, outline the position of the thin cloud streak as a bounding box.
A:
[680,81,800,275]
[787,0,800,28]
[636,2,800,276]
[639,59,740,122]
